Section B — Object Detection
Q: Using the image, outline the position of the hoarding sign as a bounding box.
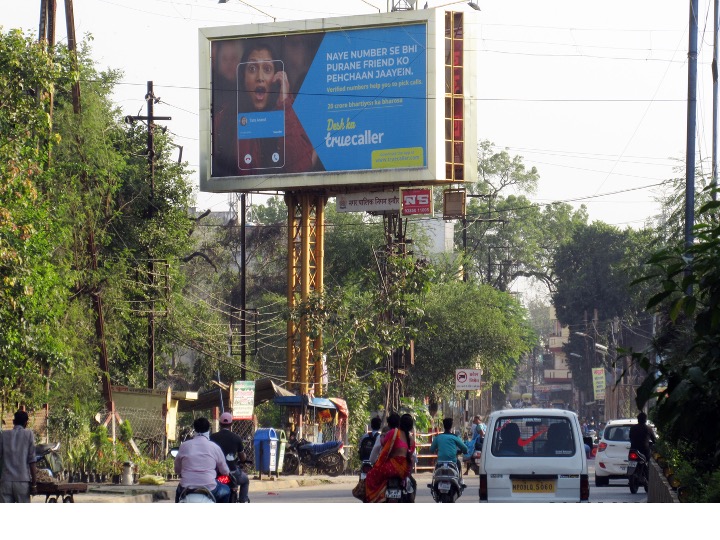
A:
[401,187,433,216]
[208,23,426,179]
[232,380,255,420]
[455,369,482,391]
[335,191,400,213]
[199,9,480,192]
[592,368,606,401]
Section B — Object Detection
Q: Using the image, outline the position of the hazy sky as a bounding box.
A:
[2,0,709,228]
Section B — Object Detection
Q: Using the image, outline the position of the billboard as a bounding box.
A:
[199,8,478,192]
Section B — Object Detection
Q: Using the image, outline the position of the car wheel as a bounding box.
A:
[595,475,609,487]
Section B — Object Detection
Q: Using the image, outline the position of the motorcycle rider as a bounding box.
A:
[629,411,656,463]
[430,417,468,485]
[463,422,485,474]
[174,417,230,503]
[210,412,250,503]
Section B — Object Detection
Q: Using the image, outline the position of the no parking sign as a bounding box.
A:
[455,369,482,390]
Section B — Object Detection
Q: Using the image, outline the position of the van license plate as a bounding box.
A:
[511,479,556,493]
[438,481,451,492]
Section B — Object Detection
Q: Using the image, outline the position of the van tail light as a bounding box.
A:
[479,474,488,501]
[628,450,640,461]
[217,475,230,485]
[598,442,607,452]
[580,474,589,501]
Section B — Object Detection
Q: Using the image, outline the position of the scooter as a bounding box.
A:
[283,438,346,476]
[627,448,649,494]
[428,460,465,503]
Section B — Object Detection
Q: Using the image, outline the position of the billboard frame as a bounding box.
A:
[198,8,478,194]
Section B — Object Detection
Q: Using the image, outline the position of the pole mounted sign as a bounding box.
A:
[455,369,482,391]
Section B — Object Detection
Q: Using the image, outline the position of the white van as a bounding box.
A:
[479,408,589,502]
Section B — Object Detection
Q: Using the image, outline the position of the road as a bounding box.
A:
[246,464,646,503]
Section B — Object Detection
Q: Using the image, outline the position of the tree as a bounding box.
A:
[0,30,72,410]
[633,186,720,482]
[408,280,535,400]
[462,141,588,293]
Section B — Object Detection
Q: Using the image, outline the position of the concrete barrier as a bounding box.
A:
[648,458,679,503]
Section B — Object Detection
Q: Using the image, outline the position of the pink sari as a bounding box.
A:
[365,429,412,503]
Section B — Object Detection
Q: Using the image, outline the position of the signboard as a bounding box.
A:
[198,8,478,192]
[335,190,400,213]
[592,368,606,401]
[401,187,433,216]
[232,380,255,420]
[455,369,482,391]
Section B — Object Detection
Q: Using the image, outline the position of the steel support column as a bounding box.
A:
[286,192,325,396]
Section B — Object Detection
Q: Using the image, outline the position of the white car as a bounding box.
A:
[479,408,589,502]
[594,418,656,486]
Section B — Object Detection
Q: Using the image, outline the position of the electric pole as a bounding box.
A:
[125,81,171,389]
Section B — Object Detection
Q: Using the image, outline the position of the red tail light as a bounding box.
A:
[479,474,487,501]
[598,442,607,452]
[628,450,640,461]
[580,474,589,501]
[217,475,230,484]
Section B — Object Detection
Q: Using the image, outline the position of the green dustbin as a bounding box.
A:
[276,429,287,475]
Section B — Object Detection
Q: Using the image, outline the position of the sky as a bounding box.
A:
[1,0,712,229]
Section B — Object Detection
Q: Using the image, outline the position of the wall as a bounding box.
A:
[648,458,679,503]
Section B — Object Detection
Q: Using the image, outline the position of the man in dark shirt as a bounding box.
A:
[210,412,250,503]
[629,412,656,462]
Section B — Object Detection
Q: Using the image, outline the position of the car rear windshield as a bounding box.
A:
[489,416,576,457]
[604,425,631,441]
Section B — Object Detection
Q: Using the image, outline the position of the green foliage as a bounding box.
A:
[410,280,534,400]
[632,185,720,492]
[118,420,133,443]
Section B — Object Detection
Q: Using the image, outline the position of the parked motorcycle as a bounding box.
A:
[627,448,649,494]
[35,442,64,482]
[428,460,465,503]
[283,438,346,476]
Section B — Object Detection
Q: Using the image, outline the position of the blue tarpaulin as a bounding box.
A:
[273,395,337,409]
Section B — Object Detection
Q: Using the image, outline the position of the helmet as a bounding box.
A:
[219,412,233,425]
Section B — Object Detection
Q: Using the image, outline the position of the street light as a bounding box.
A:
[425,1,481,9]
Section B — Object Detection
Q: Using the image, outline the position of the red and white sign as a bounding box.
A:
[455,369,482,390]
[401,188,433,216]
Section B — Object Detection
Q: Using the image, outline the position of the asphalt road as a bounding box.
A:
[31,463,646,503]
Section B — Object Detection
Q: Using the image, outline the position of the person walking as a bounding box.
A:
[0,410,38,503]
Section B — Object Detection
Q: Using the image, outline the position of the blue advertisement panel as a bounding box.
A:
[210,24,427,178]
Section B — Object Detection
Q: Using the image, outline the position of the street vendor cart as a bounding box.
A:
[35,482,89,503]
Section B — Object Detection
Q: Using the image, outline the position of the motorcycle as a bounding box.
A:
[283,438,346,476]
[35,442,64,482]
[627,448,649,494]
[385,474,416,503]
[221,454,251,503]
[428,460,465,503]
[177,486,216,503]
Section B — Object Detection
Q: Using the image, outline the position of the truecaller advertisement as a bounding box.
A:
[293,24,428,173]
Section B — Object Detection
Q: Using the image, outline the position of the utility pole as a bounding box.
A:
[686,0,698,253]
[125,82,171,389]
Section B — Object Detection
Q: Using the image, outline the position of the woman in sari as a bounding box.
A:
[365,413,415,503]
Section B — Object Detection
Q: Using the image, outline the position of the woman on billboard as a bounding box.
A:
[235,39,322,175]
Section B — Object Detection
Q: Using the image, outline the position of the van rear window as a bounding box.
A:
[489,416,576,457]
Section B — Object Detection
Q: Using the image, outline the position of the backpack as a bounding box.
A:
[359,432,379,461]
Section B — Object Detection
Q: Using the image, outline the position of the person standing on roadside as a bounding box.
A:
[0,410,38,503]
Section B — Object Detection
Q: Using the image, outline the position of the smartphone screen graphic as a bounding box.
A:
[236,60,286,171]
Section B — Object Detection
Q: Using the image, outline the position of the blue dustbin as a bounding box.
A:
[253,428,278,477]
